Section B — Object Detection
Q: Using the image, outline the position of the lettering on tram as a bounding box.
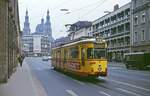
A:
[51,37,108,78]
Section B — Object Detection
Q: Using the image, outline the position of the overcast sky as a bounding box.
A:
[19,0,131,39]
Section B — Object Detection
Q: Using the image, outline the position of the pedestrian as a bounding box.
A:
[18,54,25,67]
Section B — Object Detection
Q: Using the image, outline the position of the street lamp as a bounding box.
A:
[60,9,71,15]
[60,9,69,11]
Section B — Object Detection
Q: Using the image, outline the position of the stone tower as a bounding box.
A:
[44,10,52,38]
[23,10,31,35]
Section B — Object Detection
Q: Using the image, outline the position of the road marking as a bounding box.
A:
[99,77,150,92]
[66,90,79,96]
[99,91,111,96]
[88,83,100,89]
[110,73,150,82]
[73,79,85,85]
[110,79,150,92]
[37,67,42,70]
[116,88,141,96]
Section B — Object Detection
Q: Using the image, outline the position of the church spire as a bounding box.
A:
[44,9,52,38]
[46,9,50,23]
[23,10,31,35]
[41,18,44,24]
[26,10,28,15]
[25,10,29,22]
[47,9,49,15]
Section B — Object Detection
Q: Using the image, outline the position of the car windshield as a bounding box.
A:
[87,48,106,59]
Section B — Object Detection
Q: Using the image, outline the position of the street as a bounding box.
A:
[26,57,150,96]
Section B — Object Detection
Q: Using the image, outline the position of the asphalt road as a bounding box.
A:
[26,57,150,96]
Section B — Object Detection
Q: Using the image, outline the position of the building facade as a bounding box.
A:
[0,0,20,83]
[131,0,150,52]
[51,37,70,48]
[92,3,131,61]
[21,10,52,56]
[21,35,51,56]
[67,21,92,40]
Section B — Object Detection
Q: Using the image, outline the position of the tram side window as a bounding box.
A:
[87,48,94,59]
[64,49,68,60]
[70,47,79,59]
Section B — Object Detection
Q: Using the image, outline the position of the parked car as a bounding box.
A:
[48,56,52,60]
[42,56,49,61]
[42,56,51,61]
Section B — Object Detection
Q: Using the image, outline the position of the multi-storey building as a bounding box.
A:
[0,0,20,82]
[21,35,51,56]
[67,21,92,40]
[131,0,150,52]
[21,35,33,56]
[51,37,70,48]
[21,10,52,56]
[92,3,131,61]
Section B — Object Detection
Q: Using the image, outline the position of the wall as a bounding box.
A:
[0,0,20,83]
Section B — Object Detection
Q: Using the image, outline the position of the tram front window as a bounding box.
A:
[87,48,106,59]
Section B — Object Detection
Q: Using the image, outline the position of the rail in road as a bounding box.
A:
[25,57,150,96]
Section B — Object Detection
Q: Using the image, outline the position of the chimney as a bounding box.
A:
[114,4,119,11]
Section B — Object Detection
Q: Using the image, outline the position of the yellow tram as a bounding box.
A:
[51,37,108,77]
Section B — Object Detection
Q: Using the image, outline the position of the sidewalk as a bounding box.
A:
[0,61,47,96]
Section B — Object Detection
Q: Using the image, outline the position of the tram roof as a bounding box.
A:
[124,52,144,56]
[52,37,106,49]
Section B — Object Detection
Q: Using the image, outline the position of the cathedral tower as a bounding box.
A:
[44,10,52,37]
[23,10,31,35]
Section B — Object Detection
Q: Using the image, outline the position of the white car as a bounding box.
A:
[42,56,51,61]
[42,56,49,61]
[48,56,52,60]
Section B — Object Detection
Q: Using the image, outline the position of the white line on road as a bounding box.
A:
[116,88,142,96]
[73,79,85,86]
[99,91,111,96]
[110,73,150,82]
[36,67,42,70]
[99,77,150,92]
[110,79,150,92]
[66,90,79,96]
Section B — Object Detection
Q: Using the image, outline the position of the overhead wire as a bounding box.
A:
[52,0,73,10]
[69,0,106,13]
[80,0,108,19]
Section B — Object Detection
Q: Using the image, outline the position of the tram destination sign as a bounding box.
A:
[96,37,103,43]
[94,43,105,48]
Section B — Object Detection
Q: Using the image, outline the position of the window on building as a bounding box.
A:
[141,13,146,23]
[141,30,145,41]
[89,27,91,31]
[134,32,138,42]
[134,16,138,25]
[125,23,130,31]
[134,0,137,7]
